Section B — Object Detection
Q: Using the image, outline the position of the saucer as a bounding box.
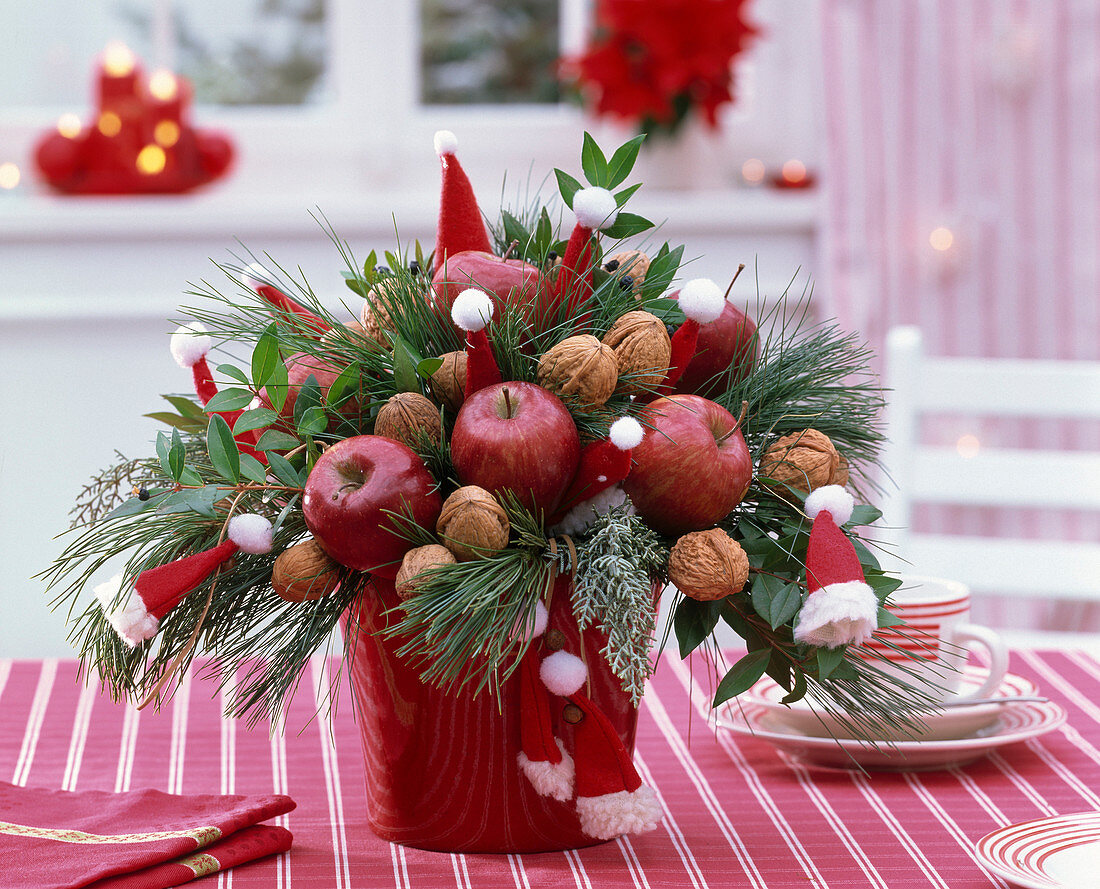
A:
[741,669,1040,743]
[719,691,1066,771]
[976,811,1100,888]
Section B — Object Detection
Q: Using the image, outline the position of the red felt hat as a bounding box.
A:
[555,187,620,324]
[550,416,644,530]
[170,322,217,405]
[568,691,662,839]
[659,278,727,395]
[451,288,502,397]
[434,130,492,262]
[240,264,332,337]
[98,514,273,647]
[793,486,879,648]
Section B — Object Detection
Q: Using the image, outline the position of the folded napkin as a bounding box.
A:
[0,781,295,889]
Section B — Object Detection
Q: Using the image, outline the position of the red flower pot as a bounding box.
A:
[342,574,643,853]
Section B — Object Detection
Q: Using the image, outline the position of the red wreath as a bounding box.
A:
[565,0,759,134]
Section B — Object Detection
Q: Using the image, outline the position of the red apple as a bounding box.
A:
[432,250,541,316]
[303,435,442,577]
[673,297,759,398]
[623,394,752,535]
[450,381,580,516]
[264,351,359,425]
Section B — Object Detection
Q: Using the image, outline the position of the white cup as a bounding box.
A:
[858,575,1009,702]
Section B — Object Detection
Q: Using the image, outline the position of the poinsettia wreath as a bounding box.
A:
[46,132,930,821]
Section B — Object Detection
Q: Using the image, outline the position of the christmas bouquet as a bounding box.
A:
[46,131,925,852]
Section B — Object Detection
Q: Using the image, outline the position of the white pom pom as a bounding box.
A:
[170,322,211,368]
[804,485,855,524]
[573,187,619,230]
[228,514,274,554]
[451,288,494,332]
[677,279,726,324]
[238,262,269,290]
[513,600,549,642]
[609,417,644,451]
[434,130,458,156]
[540,651,588,697]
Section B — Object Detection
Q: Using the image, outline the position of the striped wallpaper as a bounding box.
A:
[819,0,1100,629]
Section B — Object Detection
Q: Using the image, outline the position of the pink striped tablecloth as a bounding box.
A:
[3,650,1099,888]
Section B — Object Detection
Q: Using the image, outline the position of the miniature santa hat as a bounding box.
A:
[239,264,331,337]
[555,187,620,320]
[549,416,644,527]
[658,278,728,395]
[451,288,502,398]
[170,322,217,405]
[793,485,879,648]
[434,130,493,261]
[538,649,662,839]
[99,514,273,647]
[516,601,576,801]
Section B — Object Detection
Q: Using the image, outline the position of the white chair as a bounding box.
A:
[879,326,1100,652]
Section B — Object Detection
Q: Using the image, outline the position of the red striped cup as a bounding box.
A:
[860,576,1008,702]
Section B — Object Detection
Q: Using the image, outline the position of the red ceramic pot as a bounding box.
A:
[342,574,645,853]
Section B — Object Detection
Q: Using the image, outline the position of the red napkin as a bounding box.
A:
[0,781,294,889]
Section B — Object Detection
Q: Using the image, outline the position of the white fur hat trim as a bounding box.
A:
[94,574,157,647]
[517,740,575,801]
[577,784,662,839]
[793,580,878,648]
[170,322,211,368]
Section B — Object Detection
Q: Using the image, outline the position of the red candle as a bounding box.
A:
[97,42,141,109]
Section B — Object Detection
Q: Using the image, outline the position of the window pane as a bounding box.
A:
[420,0,561,105]
[1,0,327,108]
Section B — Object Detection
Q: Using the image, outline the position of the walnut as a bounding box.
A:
[272,539,342,602]
[537,335,618,409]
[601,310,672,395]
[605,250,650,297]
[759,428,842,496]
[834,452,850,487]
[374,392,442,448]
[429,350,468,412]
[436,486,510,561]
[395,544,456,600]
[359,279,402,348]
[668,529,749,601]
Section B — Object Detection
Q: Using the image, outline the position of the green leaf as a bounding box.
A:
[168,429,186,481]
[613,182,643,207]
[156,486,223,518]
[751,574,804,629]
[877,607,905,629]
[106,490,168,519]
[143,412,202,431]
[178,465,204,487]
[713,649,771,706]
[239,453,268,484]
[780,667,808,705]
[266,451,302,488]
[204,388,255,413]
[255,429,301,452]
[606,135,646,188]
[641,243,684,296]
[251,325,281,390]
[674,597,722,659]
[534,208,554,257]
[326,361,362,410]
[501,210,531,253]
[391,336,422,393]
[161,395,206,419]
[297,406,328,438]
[852,536,881,572]
[816,645,847,680]
[232,407,279,435]
[362,249,378,278]
[416,357,444,379]
[554,168,583,209]
[206,414,240,484]
[847,504,883,527]
[866,572,904,600]
[292,376,323,426]
[344,277,370,298]
[601,212,654,240]
[216,363,250,385]
[580,132,609,186]
[265,360,289,413]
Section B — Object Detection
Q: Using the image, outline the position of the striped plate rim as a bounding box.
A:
[976,811,1100,888]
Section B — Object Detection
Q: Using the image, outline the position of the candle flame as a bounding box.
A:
[57,114,82,139]
[781,159,807,184]
[154,120,181,147]
[97,112,122,138]
[103,42,136,77]
[929,226,954,252]
[0,163,20,190]
[136,144,167,175]
[149,70,178,101]
[741,158,765,185]
[956,434,980,459]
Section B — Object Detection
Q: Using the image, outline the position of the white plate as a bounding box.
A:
[976,811,1100,888]
[742,670,1040,743]
[719,694,1066,771]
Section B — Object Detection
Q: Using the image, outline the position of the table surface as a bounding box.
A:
[3,649,1099,889]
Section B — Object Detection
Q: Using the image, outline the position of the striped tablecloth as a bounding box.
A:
[3,650,1099,888]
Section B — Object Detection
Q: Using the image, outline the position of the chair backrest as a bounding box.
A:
[879,326,1100,606]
